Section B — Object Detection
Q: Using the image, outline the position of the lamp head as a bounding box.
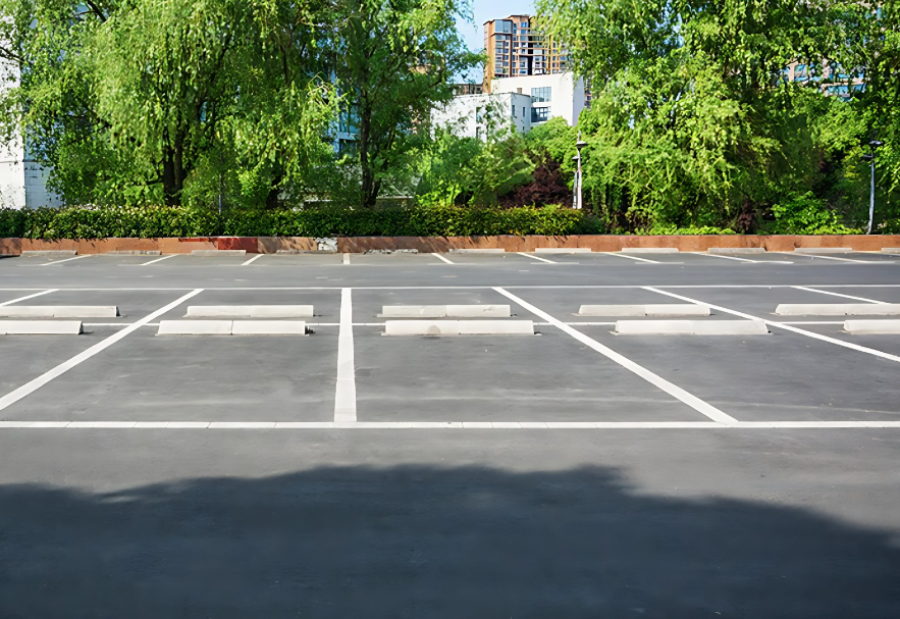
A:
[576,140,588,151]
[870,139,884,149]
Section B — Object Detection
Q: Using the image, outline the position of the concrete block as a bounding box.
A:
[844,320,900,334]
[384,320,533,335]
[448,248,506,254]
[157,320,233,336]
[190,249,247,256]
[620,248,679,254]
[793,247,853,254]
[0,306,119,318]
[106,250,161,255]
[578,304,709,317]
[0,320,83,335]
[534,248,592,254]
[186,305,314,318]
[881,248,900,253]
[231,321,307,336]
[381,305,510,318]
[381,305,447,318]
[446,304,510,318]
[708,247,767,254]
[614,320,769,335]
[21,250,77,257]
[775,303,900,316]
[644,304,711,317]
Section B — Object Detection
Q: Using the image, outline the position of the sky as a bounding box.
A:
[456,0,534,81]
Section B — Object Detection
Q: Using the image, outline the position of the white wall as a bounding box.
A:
[490,72,587,127]
[433,92,533,139]
[0,57,62,208]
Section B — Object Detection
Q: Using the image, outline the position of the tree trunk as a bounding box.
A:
[162,142,185,206]
[358,99,378,208]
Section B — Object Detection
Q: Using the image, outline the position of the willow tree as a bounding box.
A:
[0,0,336,207]
[327,0,480,208]
[534,0,889,230]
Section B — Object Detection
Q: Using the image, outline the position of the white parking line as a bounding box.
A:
[0,289,203,412]
[334,288,357,422]
[792,286,888,304]
[140,255,176,266]
[693,252,758,263]
[643,287,900,364]
[494,287,738,424]
[40,255,90,266]
[778,252,871,264]
[604,252,660,264]
[241,254,264,266]
[517,252,557,264]
[1,420,898,429]
[0,289,57,306]
[431,253,454,264]
[342,253,350,265]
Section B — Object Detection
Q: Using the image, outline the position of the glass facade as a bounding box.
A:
[531,107,549,123]
[531,87,551,102]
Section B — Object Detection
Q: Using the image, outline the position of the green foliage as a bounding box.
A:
[534,0,900,233]
[766,192,862,235]
[634,225,737,236]
[0,204,597,239]
[328,0,481,207]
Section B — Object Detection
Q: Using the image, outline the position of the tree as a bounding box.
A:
[328,0,480,208]
[534,0,900,231]
[0,0,336,207]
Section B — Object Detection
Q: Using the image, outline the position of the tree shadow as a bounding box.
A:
[1,464,898,618]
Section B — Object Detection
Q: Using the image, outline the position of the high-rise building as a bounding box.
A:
[482,15,569,92]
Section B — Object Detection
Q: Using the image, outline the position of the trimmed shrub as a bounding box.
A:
[0,204,602,239]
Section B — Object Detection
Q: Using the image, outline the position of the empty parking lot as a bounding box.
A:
[1,250,899,617]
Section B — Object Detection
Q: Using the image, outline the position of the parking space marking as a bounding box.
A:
[1,420,899,429]
[604,252,660,264]
[494,287,738,424]
[431,253,454,264]
[793,286,887,304]
[0,289,203,412]
[342,253,350,265]
[777,252,873,264]
[0,289,57,306]
[334,288,357,422]
[518,252,557,264]
[140,255,176,266]
[40,255,90,266]
[693,252,757,263]
[644,287,900,364]
[241,254,264,266]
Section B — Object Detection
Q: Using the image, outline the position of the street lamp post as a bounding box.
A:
[573,133,588,210]
[861,139,883,235]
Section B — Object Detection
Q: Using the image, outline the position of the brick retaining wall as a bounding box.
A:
[1,234,899,255]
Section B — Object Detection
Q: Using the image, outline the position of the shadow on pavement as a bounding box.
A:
[1,464,898,618]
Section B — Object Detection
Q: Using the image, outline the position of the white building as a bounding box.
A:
[433,72,588,139]
[490,72,587,127]
[432,92,533,140]
[0,58,62,209]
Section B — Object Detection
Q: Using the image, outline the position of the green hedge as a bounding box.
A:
[0,204,604,239]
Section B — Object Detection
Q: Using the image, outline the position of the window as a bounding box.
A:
[511,104,515,116]
[531,87,551,102]
[522,107,525,118]
[531,107,549,122]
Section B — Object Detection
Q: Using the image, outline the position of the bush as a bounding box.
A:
[767,193,862,235]
[0,204,597,239]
